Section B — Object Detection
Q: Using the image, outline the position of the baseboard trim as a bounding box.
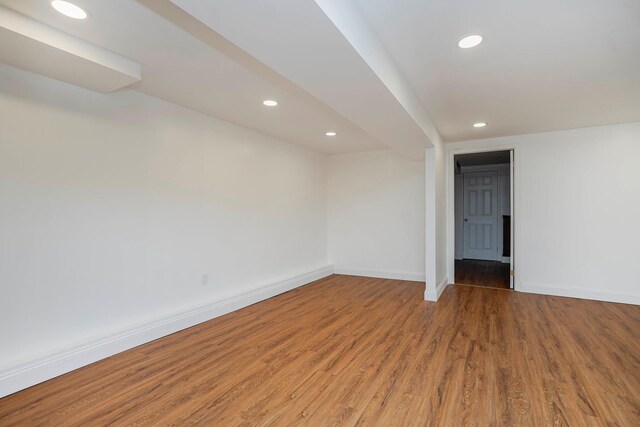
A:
[0,265,334,398]
[519,283,640,306]
[425,276,449,301]
[501,256,511,264]
[333,268,425,282]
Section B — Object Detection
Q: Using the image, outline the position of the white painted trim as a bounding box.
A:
[424,147,437,299]
[445,143,521,290]
[0,265,334,398]
[509,149,514,289]
[501,256,511,264]
[425,276,449,301]
[519,283,640,306]
[334,268,425,282]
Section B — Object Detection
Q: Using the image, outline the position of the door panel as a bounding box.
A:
[463,170,499,260]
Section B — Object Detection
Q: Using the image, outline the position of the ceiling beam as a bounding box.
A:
[164,0,438,159]
[0,6,141,93]
[313,0,443,150]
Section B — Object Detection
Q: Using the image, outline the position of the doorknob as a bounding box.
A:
[464,218,468,222]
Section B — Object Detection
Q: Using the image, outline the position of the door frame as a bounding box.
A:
[446,143,520,290]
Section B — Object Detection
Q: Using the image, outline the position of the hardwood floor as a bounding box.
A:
[1,275,639,426]
[455,259,511,289]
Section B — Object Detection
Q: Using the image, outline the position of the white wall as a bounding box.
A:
[435,143,447,287]
[425,143,448,299]
[446,122,640,304]
[327,149,425,281]
[0,65,329,375]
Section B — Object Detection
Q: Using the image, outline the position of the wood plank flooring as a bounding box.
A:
[1,275,639,426]
[455,259,511,289]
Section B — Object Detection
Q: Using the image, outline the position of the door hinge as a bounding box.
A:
[510,270,515,276]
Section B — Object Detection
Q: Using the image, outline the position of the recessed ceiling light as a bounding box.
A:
[51,1,87,19]
[458,35,483,49]
[473,122,487,128]
[325,131,337,137]
[262,99,278,107]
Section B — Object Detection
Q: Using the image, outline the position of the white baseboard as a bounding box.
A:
[425,276,449,301]
[0,265,334,398]
[519,283,640,306]
[501,256,511,264]
[333,268,425,282]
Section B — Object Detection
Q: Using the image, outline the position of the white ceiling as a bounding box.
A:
[0,0,386,155]
[2,0,638,153]
[154,0,435,159]
[352,0,640,142]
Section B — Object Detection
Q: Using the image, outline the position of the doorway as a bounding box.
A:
[453,150,513,289]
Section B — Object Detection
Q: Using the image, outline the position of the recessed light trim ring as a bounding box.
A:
[51,1,88,19]
[458,35,483,49]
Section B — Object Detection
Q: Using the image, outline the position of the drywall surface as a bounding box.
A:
[447,122,640,304]
[435,142,447,287]
[0,64,328,372]
[327,149,425,280]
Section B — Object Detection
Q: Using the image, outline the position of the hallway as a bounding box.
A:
[455,259,510,289]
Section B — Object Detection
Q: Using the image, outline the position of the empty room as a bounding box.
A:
[1,0,639,425]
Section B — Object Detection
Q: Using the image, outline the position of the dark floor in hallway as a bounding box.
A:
[455,259,510,289]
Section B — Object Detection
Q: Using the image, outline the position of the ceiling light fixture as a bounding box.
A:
[51,1,87,19]
[325,131,337,137]
[262,99,278,107]
[458,35,483,49]
[473,122,487,128]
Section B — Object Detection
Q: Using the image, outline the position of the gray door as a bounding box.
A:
[463,171,499,260]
